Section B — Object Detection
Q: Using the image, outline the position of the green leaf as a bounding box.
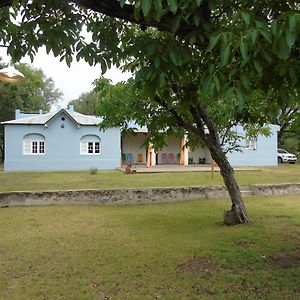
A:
[146,43,157,56]
[236,87,245,110]
[274,36,290,60]
[286,30,297,49]
[101,58,107,74]
[241,11,251,26]
[240,41,248,60]
[167,0,178,13]
[289,15,297,33]
[220,45,230,66]
[119,0,126,8]
[207,34,220,51]
[159,74,166,87]
[240,74,250,90]
[195,0,202,7]
[154,57,161,69]
[193,14,201,27]
[141,0,152,17]
[271,21,278,36]
[169,50,179,65]
[250,30,258,45]
[253,59,263,74]
[259,29,272,43]
[214,76,220,91]
[189,34,197,44]
[171,16,181,33]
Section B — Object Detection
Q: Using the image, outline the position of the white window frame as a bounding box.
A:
[245,138,257,150]
[80,140,101,155]
[23,140,46,155]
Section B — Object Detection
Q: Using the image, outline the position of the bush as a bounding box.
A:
[89,167,98,175]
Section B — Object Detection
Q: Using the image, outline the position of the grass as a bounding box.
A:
[0,164,300,192]
[1,195,300,299]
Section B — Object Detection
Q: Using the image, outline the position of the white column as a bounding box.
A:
[183,134,189,166]
[151,146,156,166]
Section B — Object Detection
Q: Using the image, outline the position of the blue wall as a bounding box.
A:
[4,111,121,171]
[227,125,279,166]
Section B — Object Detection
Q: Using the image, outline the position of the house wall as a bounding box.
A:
[227,125,279,166]
[4,112,121,171]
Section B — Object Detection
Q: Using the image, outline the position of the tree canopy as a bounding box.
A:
[1,1,300,224]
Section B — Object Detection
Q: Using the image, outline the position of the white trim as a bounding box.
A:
[23,139,46,155]
[80,140,101,155]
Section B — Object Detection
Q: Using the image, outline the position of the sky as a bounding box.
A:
[0,47,131,108]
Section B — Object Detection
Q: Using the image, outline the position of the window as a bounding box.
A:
[245,138,257,150]
[23,140,45,155]
[80,135,101,155]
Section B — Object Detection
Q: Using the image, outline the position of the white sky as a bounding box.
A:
[0,47,131,108]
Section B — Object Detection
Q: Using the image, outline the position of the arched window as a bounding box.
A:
[23,133,46,155]
[80,135,101,155]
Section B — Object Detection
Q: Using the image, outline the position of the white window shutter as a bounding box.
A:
[23,141,31,155]
[80,141,87,154]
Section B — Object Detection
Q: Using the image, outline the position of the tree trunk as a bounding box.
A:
[188,105,250,225]
[209,145,250,225]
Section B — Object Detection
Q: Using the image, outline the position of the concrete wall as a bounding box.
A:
[1,183,300,207]
[4,111,121,171]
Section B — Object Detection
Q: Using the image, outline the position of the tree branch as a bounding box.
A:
[1,0,210,39]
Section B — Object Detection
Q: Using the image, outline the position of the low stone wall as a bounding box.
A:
[0,183,300,207]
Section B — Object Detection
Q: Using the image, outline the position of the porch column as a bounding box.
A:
[151,145,156,166]
[183,134,189,166]
[146,143,151,168]
[180,134,189,166]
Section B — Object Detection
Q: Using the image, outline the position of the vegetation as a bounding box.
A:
[1,196,300,299]
[0,165,299,192]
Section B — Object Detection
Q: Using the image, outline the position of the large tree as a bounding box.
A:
[1,1,300,224]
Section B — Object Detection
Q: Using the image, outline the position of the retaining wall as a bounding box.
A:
[1,184,300,208]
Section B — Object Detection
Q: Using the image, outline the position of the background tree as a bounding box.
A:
[0,59,62,161]
[1,1,300,224]
[68,91,99,115]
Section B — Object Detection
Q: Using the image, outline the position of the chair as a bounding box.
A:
[137,153,143,163]
[176,153,181,164]
[161,153,168,164]
[127,153,134,165]
[199,157,206,164]
[122,153,127,162]
[188,157,194,164]
[168,153,175,164]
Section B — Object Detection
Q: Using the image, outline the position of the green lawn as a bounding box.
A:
[0,164,300,192]
[1,195,300,299]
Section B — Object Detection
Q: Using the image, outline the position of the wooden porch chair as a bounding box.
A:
[127,153,134,165]
[161,153,168,164]
[168,153,175,164]
[137,153,143,163]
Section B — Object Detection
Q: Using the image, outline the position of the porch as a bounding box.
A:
[121,132,212,167]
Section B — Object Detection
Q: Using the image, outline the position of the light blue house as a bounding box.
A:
[2,106,279,171]
[2,106,121,171]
